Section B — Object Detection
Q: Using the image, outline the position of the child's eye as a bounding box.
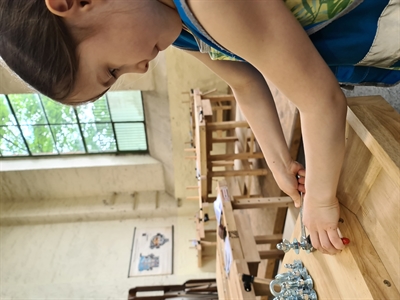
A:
[109,69,117,78]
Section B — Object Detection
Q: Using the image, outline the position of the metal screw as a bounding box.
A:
[338,218,344,223]
[383,280,391,287]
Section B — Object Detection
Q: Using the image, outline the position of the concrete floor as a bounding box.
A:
[342,84,400,113]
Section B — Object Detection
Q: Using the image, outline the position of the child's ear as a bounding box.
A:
[45,0,93,17]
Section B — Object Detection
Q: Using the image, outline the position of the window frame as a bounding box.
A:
[0,91,149,158]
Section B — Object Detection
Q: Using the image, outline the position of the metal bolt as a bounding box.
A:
[383,280,391,287]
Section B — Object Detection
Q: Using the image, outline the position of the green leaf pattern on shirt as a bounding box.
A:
[286,0,354,27]
[208,0,354,61]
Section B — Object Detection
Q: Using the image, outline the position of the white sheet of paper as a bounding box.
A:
[224,236,232,275]
[213,194,223,225]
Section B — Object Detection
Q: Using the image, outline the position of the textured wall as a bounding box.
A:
[0,213,215,299]
[0,155,165,202]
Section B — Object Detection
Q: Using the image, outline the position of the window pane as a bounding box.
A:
[0,126,28,156]
[51,125,85,154]
[41,95,77,124]
[0,95,17,126]
[115,123,147,151]
[107,91,144,122]
[8,94,47,125]
[77,96,111,123]
[82,123,116,153]
[21,125,57,155]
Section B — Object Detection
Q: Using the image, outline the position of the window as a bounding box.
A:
[0,91,147,157]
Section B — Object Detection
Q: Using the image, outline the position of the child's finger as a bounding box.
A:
[297,176,305,185]
[297,169,306,177]
[298,184,306,194]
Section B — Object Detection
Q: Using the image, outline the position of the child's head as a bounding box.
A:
[0,0,78,102]
[0,0,181,105]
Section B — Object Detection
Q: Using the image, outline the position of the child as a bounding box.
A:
[1,0,399,255]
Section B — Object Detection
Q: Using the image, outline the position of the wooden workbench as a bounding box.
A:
[216,181,291,299]
[281,96,400,299]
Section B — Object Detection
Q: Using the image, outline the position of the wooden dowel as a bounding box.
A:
[232,197,292,209]
[212,136,238,143]
[212,105,232,111]
[254,234,283,244]
[210,152,264,161]
[201,88,217,96]
[210,169,268,177]
[259,249,285,260]
[211,161,235,167]
[207,121,249,131]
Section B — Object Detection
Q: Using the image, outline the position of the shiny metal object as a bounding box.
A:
[277,192,314,254]
[270,259,318,300]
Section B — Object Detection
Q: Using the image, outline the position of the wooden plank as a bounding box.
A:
[232,196,292,209]
[222,201,237,233]
[264,207,288,278]
[338,124,383,213]
[346,97,400,185]
[254,234,283,244]
[210,169,268,177]
[335,96,400,291]
[195,214,205,239]
[212,105,233,111]
[280,205,400,299]
[234,210,261,269]
[207,121,249,131]
[210,152,264,161]
[211,161,235,167]
[212,136,238,143]
[201,99,213,116]
[356,169,400,292]
[216,241,229,300]
[232,260,256,299]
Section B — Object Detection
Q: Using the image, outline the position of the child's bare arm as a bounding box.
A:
[185,51,305,209]
[187,0,347,254]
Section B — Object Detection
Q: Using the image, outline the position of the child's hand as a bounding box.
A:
[274,160,306,207]
[302,196,345,254]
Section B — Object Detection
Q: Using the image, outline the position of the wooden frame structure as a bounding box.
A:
[215,180,292,299]
[281,96,400,299]
[185,89,274,268]
[185,89,268,209]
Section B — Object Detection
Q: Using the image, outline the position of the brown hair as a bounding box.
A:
[0,0,78,101]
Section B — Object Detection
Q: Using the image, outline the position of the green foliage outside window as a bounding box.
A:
[0,91,147,157]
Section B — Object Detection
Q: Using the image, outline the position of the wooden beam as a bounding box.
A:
[207,121,249,131]
[259,250,285,260]
[211,161,235,167]
[254,234,283,245]
[210,152,264,161]
[210,169,268,177]
[212,105,233,111]
[212,136,238,143]
[232,197,292,209]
